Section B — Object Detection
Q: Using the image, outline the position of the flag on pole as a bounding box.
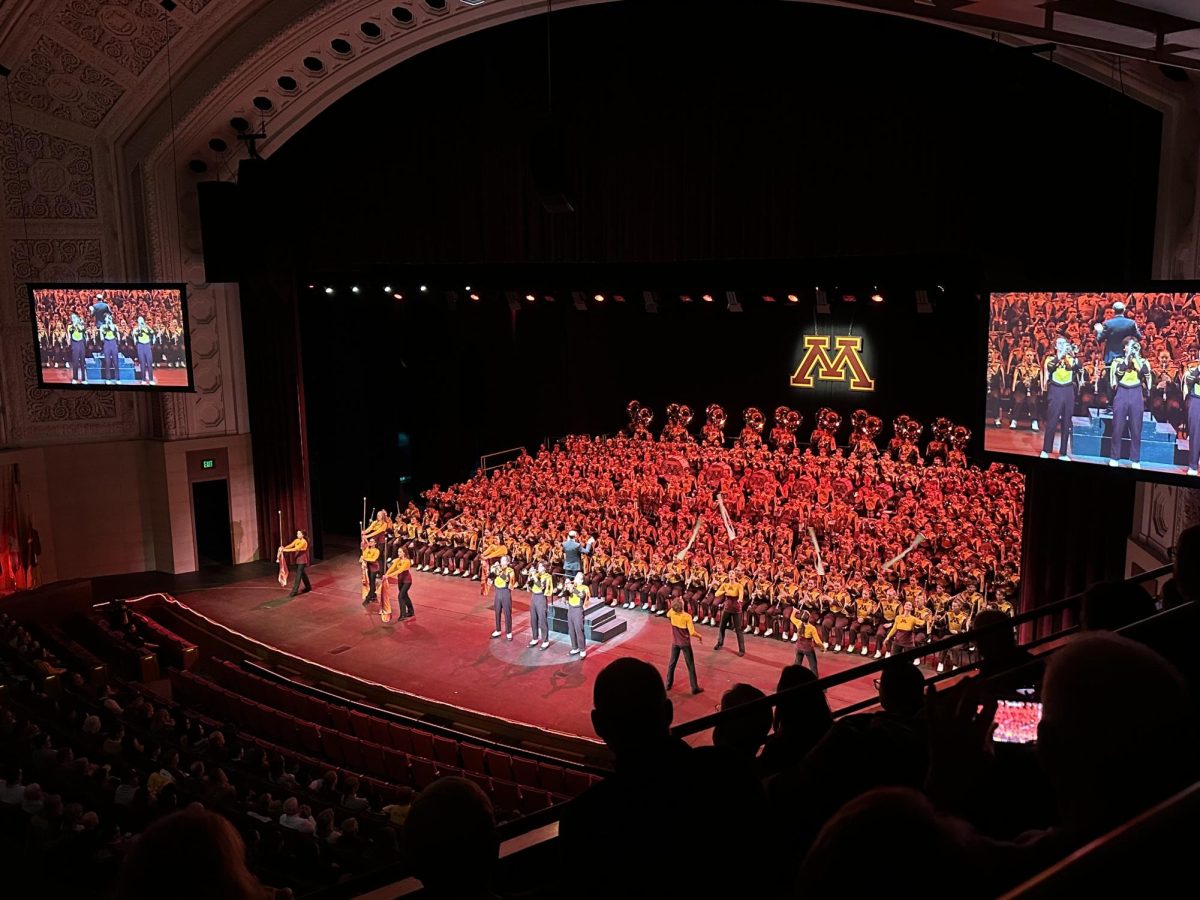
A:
[277,552,289,587]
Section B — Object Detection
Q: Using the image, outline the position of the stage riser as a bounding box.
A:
[548,602,628,643]
[1067,410,1180,465]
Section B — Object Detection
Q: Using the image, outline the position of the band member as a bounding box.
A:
[1185,356,1200,476]
[68,313,88,384]
[1009,351,1041,432]
[565,572,589,658]
[873,589,901,659]
[385,549,415,620]
[790,610,824,675]
[562,530,594,583]
[884,600,927,662]
[490,555,516,640]
[1109,338,1152,469]
[360,538,381,607]
[99,314,120,384]
[665,597,703,695]
[848,594,878,656]
[278,530,311,597]
[937,598,970,672]
[1094,300,1143,364]
[986,348,1006,427]
[1041,336,1082,460]
[712,569,746,656]
[528,562,554,648]
[361,510,392,550]
[131,316,156,384]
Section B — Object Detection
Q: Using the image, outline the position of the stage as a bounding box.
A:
[39,367,190,387]
[173,552,882,746]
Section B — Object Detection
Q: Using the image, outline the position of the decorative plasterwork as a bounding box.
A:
[2,123,98,219]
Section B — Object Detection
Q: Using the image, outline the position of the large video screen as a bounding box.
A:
[28,284,193,391]
[986,291,1200,477]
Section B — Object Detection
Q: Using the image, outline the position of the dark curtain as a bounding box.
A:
[238,253,313,562]
[1020,465,1135,637]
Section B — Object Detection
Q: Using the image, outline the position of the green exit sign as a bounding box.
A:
[201,458,215,470]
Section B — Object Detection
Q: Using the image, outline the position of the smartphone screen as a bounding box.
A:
[993,699,1043,744]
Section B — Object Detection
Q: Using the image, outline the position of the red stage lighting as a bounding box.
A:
[543,294,556,303]
[762,295,776,303]
[469,292,480,302]
[613,294,626,303]
[680,294,693,303]
[393,292,404,301]
[702,294,713,303]
[871,288,884,303]
[787,294,799,303]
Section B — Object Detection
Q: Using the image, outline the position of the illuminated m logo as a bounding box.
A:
[790,335,875,392]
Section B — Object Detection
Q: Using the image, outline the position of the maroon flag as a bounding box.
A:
[277,552,289,587]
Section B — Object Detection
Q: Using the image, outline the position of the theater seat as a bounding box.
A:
[519,789,553,815]
[511,756,539,789]
[537,762,565,795]
[431,735,459,767]
[349,710,374,741]
[368,717,391,748]
[409,730,435,761]
[484,749,514,782]
[460,744,486,775]
[411,757,439,790]
[361,740,388,779]
[491,779,521,817]
[563,769,593,797]
[387,722,414,754]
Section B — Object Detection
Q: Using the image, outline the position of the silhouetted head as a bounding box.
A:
[118,808,267,900]
[1039,632,1196,834]
[712,683,770,758]
[1174,524,1200,605]
[591,658,672,760]
[405,777,497,898]
[1080,580,1157,632]
[878,663,925,717]
[972,609,1016,660]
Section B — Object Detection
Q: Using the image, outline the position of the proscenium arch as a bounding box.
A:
[139,0,1190,282]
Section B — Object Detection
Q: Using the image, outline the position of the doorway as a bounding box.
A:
[192,479,233,567]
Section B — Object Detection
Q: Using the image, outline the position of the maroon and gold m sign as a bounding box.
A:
[790,335,875,392]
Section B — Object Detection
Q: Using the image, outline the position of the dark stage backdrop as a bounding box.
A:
[233,0,1160,590]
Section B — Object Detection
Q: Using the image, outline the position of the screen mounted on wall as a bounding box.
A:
[985,290,1200,480]
[28,284,193,392]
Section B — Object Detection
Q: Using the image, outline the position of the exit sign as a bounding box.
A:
[201,458,215,470]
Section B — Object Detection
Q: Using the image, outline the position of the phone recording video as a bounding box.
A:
[992,699,1043,744]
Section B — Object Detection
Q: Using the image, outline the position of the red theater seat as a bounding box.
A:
[349,710,374,741]
[382,748,411,785]
[460,744,486,775]
[465,771,492,795]
[537,762,565,795]
[563,769,593,797]
[328,705,351,734]
[369,717,391,748]
[491,779,521,816]
[387,723,414,754]
[411,758,439,790]
[341,736,365,772]
[409,730,435,761]
[511,757,539,789]
[361,740,388,779]
[431,735,459,767]
[484,750,514,782]
[520,790,553,815]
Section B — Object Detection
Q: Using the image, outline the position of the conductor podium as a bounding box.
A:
[84,353,136,382]
[1069,407,1178,466]
[549,597,628,643]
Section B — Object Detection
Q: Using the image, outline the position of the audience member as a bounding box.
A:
[404,777,500,900]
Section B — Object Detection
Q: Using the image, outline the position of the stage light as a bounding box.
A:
[351,286,360,294]
[726,291,743,313]
[842,293,857,303]
[525,293,535,302]
[787,294,799,303]
[469,292,480,301]
[393,292,404,301]
[307,284,315,290]
[419,285,428,293]
[383,285,392,293]
[762,295,776,303]
[702,294,713,303]
[543,294,556,303]
[613,294,626,303]
[324,287,334,295]
[681,295,693,303]
[594,294,605,302]
[464,285,471,291]
[871,287,884,303]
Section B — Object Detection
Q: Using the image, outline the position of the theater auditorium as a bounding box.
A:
[0,1,1198,898]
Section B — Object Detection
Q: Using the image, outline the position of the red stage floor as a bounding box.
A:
[176,553,881,745]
